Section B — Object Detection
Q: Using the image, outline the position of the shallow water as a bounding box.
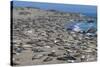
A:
[64,20,97,33]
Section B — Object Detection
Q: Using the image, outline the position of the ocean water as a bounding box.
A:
[64,20,97,34]
[12,1,97,17]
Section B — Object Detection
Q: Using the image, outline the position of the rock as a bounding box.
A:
[32,48,44,52]
[86,33,96,37]
[26,41,35,44]
[48,50,57,57]
[32,54,44,60]
[48,53,57,57]
[14,47,23,53]
[81,55,86,61]
[67,60,75,63]
[52,50,56,53]
[44,46,51,48]
[57,55,76,61]
[22,44,32,48]
[43,57,53,62]
[87,20,94,23]
[84,49,93,53]
[58,47,64,50]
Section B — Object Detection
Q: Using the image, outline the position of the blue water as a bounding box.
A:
[12,1,97,17]
[64,20,97,33]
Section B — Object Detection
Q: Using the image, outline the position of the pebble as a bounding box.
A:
[44,46,51,48]
[32,48,44,52]
[67,60,75,63]
[48,52,57,57]
[22,44,32,48]
[14,47,23,53]
[57,55,76,61]
[32,54,44,60]
[43,57,53,62]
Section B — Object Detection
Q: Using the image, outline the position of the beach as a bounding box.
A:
[11,7,97,66]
